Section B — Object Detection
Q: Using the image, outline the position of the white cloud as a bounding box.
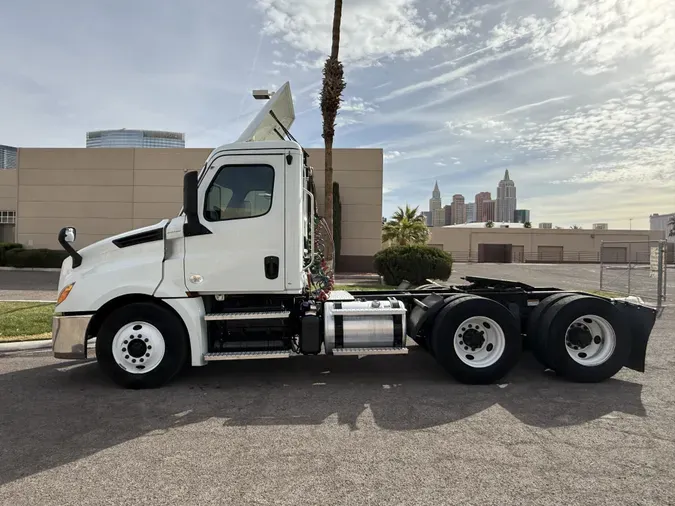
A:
[434,161,446,166]
[489,0,675,80]
[255,0,478,67]
[379,46,527,101]
[384,150,404,161]
[502,95,571,115]
[335,116,361,128]
[340,97,376,114]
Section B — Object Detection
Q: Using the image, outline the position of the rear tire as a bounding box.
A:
[527,292,578,368]
[431,296,522,384]
[96,302,189,389]
[424,294,476,355]
[536,295,631,382]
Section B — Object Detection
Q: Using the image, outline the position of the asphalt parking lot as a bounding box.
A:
[1,265,674,505]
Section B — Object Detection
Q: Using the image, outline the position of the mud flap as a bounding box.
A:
[614,300,658,372]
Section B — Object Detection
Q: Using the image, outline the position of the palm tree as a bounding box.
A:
[485,221,494,228]
[668,216,675,237]
[320,0,346,261]
[382,205,429,246]
[570,225,583,229]
[523,221,532,229]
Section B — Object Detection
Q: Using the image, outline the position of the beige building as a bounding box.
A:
[451,194,465,225]
[0,147,383,272]
[428,226,666,263]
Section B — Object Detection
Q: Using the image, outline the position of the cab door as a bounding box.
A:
[183,152,285,293]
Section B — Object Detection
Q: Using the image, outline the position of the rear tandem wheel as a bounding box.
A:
[532,294,631,382]
[430,296,522,384]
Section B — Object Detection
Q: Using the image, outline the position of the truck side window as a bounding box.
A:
[204,164,274,221]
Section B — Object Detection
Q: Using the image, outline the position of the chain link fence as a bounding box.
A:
[600,240,669,313]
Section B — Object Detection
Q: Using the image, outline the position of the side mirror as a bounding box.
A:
[183,170,211,237]
[183,170,198,218]
[57,226,82,268]
[64,227,76,243]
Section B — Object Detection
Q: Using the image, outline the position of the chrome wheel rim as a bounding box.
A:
[453,316,506,368]
[564,315,616,367]
[112,321,165,374]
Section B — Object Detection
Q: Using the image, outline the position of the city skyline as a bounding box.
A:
[425,169,527,226]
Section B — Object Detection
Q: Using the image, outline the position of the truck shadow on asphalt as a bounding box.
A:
[0,349,645,485]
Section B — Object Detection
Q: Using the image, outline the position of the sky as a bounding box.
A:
[1,0,674,229]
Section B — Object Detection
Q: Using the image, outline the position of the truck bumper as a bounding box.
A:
[52,315,92,359]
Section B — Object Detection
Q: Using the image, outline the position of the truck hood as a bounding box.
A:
[77,220,169,259]
[58,220,169,290]
[56,220,172,311]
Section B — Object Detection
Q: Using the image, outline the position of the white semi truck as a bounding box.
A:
[51,82,658,388]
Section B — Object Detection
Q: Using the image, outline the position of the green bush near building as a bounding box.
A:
[0,246,68,268]
[374,245,453,286]
[0,242,23,265]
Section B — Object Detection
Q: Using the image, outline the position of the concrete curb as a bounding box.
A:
[0,340,53,352]
[0,299,56,303]
[0,338,96,353]
[0,267,61,272]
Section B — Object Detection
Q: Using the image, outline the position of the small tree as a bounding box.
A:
[382,205,429,246]
[570,224,583,230]
[485,220,494,228]
[523,221,532,228]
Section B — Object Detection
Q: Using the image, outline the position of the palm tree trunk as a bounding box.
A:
[322,0,344,263]
[330,0,343,59]
[324,136,334,258]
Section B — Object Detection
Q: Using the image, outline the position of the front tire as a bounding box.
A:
[96,302,189,389]
[431,296,522,384]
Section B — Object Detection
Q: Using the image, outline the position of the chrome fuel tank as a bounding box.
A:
[323,299,407,354]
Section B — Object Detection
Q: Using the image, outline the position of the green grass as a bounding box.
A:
[0,302,55,341]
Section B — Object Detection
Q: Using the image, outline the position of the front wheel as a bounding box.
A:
[95,302,189,389]
[431,296,522,384]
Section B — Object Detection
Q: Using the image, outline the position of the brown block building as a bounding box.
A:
[0,147,384,272]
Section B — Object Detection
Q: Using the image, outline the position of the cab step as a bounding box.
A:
[204,350,291,361]
[332,347,409,356]
[204,310,290,321]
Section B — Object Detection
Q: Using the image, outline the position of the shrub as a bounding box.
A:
[374,245,453,286]
[5,248,69,268]
[0,242,23,266]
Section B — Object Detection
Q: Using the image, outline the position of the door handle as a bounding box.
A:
[264,256,279,280]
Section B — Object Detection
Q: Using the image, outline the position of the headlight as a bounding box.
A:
[57,283,75,306]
